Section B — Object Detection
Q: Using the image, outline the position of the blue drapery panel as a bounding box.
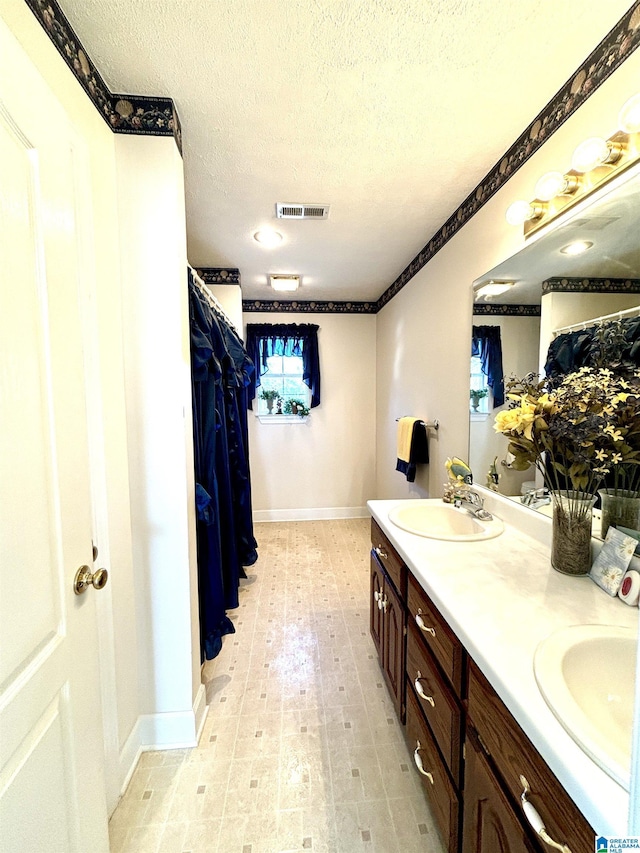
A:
[245,323,321,408]
[471,325,504,408]
[189,272,258,661]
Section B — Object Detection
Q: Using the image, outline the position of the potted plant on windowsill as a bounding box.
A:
[283,398,310,417]
[259,388,280,413]
[470,388,488,411]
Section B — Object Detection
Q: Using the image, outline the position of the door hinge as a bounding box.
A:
[463,742,466,761]
[403,625,407,637]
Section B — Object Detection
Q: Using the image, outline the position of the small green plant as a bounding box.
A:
[283,398,310,417]
[259,388,280,401]
[470,388,488,401]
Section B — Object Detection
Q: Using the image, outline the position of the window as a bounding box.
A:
[245,323,321,414]
[256,353,311,415]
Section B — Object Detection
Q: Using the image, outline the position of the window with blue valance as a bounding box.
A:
[471,325,504,408]
[245,323,321,408]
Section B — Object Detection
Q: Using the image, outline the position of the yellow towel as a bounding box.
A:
[397,417,420,463]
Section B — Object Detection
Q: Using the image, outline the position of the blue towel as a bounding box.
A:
[396,420,429,482]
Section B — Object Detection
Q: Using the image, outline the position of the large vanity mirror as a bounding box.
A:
[469,161,640,512]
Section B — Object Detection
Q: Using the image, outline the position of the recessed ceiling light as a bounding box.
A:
[474,280,515,299]
[253,228,283,247]
[270,275,300,292]
[559,240,594,256]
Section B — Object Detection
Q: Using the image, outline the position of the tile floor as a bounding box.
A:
[109,519,444,853]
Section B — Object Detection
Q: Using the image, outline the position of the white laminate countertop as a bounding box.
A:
[367,492,639,837]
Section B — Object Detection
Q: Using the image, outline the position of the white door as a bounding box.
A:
[0,19,110,853]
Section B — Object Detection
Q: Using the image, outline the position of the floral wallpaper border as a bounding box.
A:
[197,268,242,286]
[542,277,640,294]
[24,0,182,154]
[473,304,541,317]
[376,3,640,312]
[242,300,377,315]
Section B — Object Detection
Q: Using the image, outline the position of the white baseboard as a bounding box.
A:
[253,506,369,522]
[117,684,208,798]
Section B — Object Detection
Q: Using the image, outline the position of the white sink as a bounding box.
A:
[387,500,504,541]
[534,624,638,789]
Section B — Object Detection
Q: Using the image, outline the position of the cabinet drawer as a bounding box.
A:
[467,660,595,853]
[406,685,459,853]
[407,619,462,786]
[371,518,406,598]
[407,573,464,694]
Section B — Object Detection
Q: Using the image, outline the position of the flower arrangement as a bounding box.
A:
[283,398,310,417]
[494,367,640,500]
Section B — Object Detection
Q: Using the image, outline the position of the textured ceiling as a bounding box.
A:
[59,0,635,302]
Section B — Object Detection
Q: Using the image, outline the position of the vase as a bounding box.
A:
[550,491,596,576]
[599,489,640,539]
[266,399,274,413]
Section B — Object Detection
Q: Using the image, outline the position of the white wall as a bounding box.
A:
[376,48,640,501]
[246,312,377,520]
[116,135,202,734]
[208,283,243,335]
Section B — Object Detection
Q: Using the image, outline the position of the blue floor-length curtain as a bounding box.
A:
[189,271,258,660]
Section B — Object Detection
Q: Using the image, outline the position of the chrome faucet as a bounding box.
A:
[453,489,493,521]
[520,487,551,509]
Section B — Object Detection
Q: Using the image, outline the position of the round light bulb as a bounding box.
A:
[253,228,283,247]
[534,171,568,202]
[619,93,640,133]
[571,137,610,173]
[505,200,536,226]
[559,240,593,256]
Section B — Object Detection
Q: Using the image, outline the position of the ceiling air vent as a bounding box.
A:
[276,203,330,219]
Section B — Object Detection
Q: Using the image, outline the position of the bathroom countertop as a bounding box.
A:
[367,494,639,837]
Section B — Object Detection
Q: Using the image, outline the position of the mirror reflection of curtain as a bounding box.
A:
[545,317,640,380]
[245,323,321,408]
[471,325,504,408]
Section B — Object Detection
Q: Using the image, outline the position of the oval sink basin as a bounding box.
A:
[534,624,638,789]
[388,500,503,541]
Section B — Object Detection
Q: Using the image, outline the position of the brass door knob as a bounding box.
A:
[74,565,109,595]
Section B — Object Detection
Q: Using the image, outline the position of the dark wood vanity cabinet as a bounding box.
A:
[369,519,597,853]
[464,661,595,853]
[370,520,406,720]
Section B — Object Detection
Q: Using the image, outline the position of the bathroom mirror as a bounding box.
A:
[469,162,640,510]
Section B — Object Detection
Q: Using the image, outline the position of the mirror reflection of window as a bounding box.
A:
[470,355,490,413]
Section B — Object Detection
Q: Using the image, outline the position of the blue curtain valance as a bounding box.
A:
[471,325,504,408]
[245,323,321,408]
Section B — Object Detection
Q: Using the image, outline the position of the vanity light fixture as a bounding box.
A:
[506,91,640,237]
[534,171,580,202]
[253,228,283,247]
[505,200,545,226]
[559,240,594,256]
[571,137,624,173]
[474,280,515,299]
[619,93,640,134]
[269,274,300,292]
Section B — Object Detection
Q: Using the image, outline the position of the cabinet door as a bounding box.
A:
[381,577,405,719]
[463,729,539,853]
[406,685,459,853]
[370,554,384,657]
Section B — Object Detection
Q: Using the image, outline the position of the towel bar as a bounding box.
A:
[395,417,439,432]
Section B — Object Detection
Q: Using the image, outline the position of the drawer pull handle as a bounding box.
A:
[519,776,572,853]
[413,741,434,784]
[415,611,436,637]
[414,672,435,707]
[374,546,388,560]
[374,590,380,602]
[381,594,388,613]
